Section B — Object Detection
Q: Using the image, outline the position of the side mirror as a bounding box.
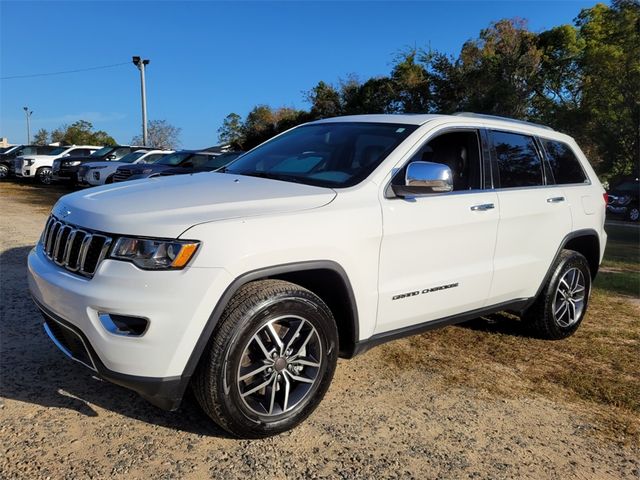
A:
[391,161,453,197]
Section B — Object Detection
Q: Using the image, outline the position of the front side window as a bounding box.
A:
[541,139,588,185]
[225,122,418,188]
[399,130,483,191]
[491,131,543,188]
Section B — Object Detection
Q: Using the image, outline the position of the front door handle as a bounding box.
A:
[470,203,495,211]
[547,196,565,203]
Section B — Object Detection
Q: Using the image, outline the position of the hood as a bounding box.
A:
[51,172,336,238]
[83,161,123,169]
[59,154,98,163]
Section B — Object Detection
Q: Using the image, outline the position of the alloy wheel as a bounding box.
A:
[236,315,323,417]
[552,267,586,328]
[0,165,7,179]
[39,168,52,185]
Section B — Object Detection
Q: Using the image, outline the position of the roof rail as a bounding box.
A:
[452,112,554,131]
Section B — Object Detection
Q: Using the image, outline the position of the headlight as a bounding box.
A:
[109,237,200,270]
[63,161,81,167]
[25,159,35,166]
[617,195,631,205]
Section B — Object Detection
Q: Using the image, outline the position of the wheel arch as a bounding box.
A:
[180,261,360,392]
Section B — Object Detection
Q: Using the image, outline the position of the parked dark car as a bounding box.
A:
[0,145,59,179]
[607,177,639,222]
[113,150,242,182]
[52,145,152,184]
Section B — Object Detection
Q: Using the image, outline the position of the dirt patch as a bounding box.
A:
[1,181,639,479]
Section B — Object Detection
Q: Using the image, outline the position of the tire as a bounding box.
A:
[523,249,591,339]
[36,167,53,185]
[192,279,338,438]
[0,164,8,179]
[627,205,639,222]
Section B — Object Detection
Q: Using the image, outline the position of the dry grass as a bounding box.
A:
[376,225,640,444]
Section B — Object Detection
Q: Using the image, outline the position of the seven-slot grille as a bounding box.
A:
[113,168,134,182]
[41,215,113,277]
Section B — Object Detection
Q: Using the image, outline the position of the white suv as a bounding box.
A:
[28,113,607,437]
[16,145,101,184]
[78,149,173,186]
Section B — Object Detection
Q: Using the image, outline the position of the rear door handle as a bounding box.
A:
[470,203,495,211]
[547,196,565,203]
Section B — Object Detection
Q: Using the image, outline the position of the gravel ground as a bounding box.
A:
[1,181,638,479]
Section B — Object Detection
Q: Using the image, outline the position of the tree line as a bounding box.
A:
[33,119,181,150]
[218,0,639,180]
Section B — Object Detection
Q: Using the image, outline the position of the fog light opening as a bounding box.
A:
[98,312,148,336]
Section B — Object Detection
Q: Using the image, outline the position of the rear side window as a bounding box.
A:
[541,139,588,185]
[491,131,543,188]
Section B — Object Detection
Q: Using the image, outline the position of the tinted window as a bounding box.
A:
[541,139,587,185]
[112,148,131,160]
[492,131,543,188]
[157,152,192,166]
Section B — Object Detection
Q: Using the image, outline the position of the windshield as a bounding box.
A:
[225,122,417,187]
[204,152,242,169]
[156,151,193,166]
[90,146,115,157]
[120,151,147,163]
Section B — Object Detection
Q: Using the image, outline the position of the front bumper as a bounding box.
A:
[28,244,231,408]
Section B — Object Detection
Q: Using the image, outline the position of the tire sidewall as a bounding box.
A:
[220,294,338,436]
[0,164,7,179]
[544,252,591,337]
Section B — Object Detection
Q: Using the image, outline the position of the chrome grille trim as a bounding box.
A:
[40,215,114,278]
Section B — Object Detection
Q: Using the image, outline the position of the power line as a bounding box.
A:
[0,62,130,80]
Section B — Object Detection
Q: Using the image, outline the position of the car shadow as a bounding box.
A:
[0,245,231,438]
[457,311,532,338]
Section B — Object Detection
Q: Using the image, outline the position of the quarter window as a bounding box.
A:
[491,131,543,188]
[541,139,588,185]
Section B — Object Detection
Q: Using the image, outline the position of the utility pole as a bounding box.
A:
[23,107,33,144]
[132,56,150,145]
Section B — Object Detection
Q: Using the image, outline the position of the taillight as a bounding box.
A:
[603,192,609,204]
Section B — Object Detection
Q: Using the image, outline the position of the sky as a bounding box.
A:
[1,0,600,148]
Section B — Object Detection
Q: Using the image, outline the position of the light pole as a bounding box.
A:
[23,107,33,144]
[132,56,150,146]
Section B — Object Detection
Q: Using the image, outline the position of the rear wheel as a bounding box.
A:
[523,249,591,339]
[36,167,53,185]
[193,279,338,438]
[627,205,639,222]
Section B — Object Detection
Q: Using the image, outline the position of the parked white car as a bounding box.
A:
[16,145,101,184]
[28,113,607,438]
[78,149,173,186]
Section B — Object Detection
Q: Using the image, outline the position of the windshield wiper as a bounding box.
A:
[234,171,307,184]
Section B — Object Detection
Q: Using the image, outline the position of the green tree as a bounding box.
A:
[306,81,343,119]
[132,119,181,149]
[574,0,640,176]
[33,128,49,145]
[390,49,431,112]
[218,113,244,146]
[50,120,116,146]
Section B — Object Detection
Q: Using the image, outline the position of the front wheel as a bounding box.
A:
[627,205,639,222]
[0,164,8,179]
[523,249,591,339]
[193,279,338,438]
[36,167,53,185]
